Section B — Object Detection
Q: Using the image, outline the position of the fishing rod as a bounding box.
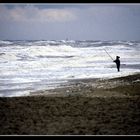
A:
[104,49,114,61]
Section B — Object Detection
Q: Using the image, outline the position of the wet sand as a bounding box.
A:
[0,74,140,135]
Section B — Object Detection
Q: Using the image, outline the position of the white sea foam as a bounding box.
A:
[0,40,140,97]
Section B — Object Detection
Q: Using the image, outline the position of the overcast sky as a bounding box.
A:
[0,3,140,41]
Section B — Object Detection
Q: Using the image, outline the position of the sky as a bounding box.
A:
[0,3,140,41]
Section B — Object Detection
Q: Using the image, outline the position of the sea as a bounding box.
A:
[0,40,140,97]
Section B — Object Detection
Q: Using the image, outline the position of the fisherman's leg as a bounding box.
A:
[117,67,120,72]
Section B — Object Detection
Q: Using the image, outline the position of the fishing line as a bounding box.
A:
[104,49,114,61]
[102,48,116,71]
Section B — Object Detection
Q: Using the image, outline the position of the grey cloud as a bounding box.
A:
[0,4,140,40]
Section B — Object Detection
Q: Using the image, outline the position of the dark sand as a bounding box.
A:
[0,74,140,135]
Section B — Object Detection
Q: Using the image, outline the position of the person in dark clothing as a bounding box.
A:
[113,56,120,72]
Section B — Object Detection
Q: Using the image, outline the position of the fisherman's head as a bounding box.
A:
[116,56,120,59]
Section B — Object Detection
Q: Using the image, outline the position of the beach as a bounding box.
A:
[0,74,140,135]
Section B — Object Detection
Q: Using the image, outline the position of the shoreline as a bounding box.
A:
[0,73,140,135]
[30,73,140,97]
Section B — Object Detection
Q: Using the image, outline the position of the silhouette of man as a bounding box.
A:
[113,56,120,72]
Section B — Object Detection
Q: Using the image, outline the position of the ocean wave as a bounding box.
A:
[0,40,13,46]
[0,40,13,44]
[25,45,80,57]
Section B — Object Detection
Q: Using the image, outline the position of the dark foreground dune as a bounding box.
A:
[0,74,140,135]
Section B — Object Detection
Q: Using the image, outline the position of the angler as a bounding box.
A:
[113,56,120,72]
[104,49,120,72]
